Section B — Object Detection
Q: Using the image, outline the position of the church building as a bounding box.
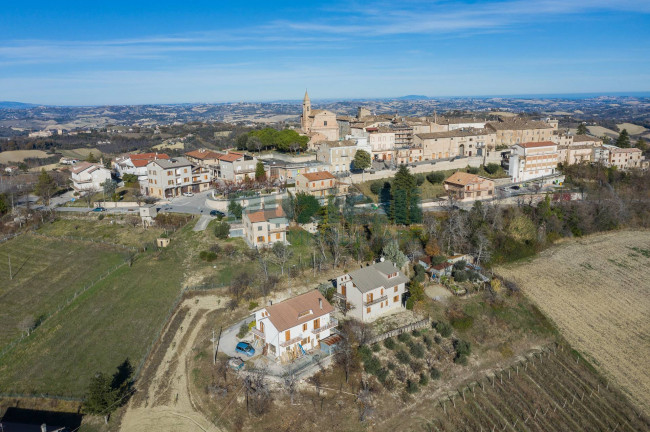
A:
[300,90,339,146]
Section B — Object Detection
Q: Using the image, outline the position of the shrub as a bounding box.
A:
[199,251,218,262]
[430,367,441,380]
[454,355,468,365]
[396,350,411,364]
[405,297,415,310]
[466,166,479,174]
[383,376,396,391]
[387,361,396,370]
[98,214,104,221]
[411,329,421,337]
[376,367,389,383]
[467,270,481,281]
[383,337,396,350]
[434,335,442,344]
[452,260,467,270]
[370,181,383,195]
[409,361,424,373]
[372,343,381,353]
[434,321,452,338]
[452,270,468,282]
[248,301,259,310]
[358,345,372,362]
[484,163,500,175]
[414,173,426,186]
[426,172,445,184]
[406,379,419,394]
[423,335,432,349]
[451,315,474,331]
[213,221,230,239]
[453,339,471,365]
[397,332,411,343]
[237,323,249,338]
[419,372,429,386]
[364,355,382,375]
[410,342,425,359]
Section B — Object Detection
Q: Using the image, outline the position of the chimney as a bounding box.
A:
[318,297,323,310]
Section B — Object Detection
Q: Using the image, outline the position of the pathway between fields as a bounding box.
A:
[120,296,225,432]
[193,215,212,232]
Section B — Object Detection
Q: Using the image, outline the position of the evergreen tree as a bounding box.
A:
[390,165,421,225]
[34,169,57,206]
[228,200,243,219]
[576,123,588,135]
[84,372,119,424]
[636,137,647,152]
[353,150,371,171]
[616,129,630,148]
[382,240,408,268]
[255,161,266,181]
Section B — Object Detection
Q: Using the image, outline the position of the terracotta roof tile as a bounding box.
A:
[263,290,334,332]
[245,206,285,223]
[185,149,221,160]
[518,141,556,149]
[302,171,335,181]
[444,171,492,186]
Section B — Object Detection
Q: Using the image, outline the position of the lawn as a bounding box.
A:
[37,218,164,248]
[0,234,126,348]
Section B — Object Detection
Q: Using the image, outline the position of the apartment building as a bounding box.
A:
[316,140,357,173]
[443,171,495,202]
[508,142,559,182]
[263,158,327,183]
[144,157,211,198]
[252,290,336,361]
[113,152,169,180]
[594,145,646,170]
[414,128,496,160]
[185,148,222,167]
[557,144,594,165]
[486,118,556,148]
[295,171,349,198]
[364,127,396,161]
[242,206,289,248]
[334,260,409,322]
[215,152,257,183]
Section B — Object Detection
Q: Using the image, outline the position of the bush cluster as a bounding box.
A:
[434,321,452,338]
[453,339,472,365]
[199,251,217,262]
[396,350,411,364]
[383,337,396,350]
[397,332,411,343]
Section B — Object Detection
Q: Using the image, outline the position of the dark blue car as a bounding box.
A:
[235,342,255,357]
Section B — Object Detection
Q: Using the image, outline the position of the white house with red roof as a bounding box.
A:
[71,162,112,192]
[295,170,349,198]
[215,151,258,183]
[252,290,337,361]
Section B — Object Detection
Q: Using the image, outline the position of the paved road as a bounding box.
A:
[219,316,260,359]
[193,215,212,231]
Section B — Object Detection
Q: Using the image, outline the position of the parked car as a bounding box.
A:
[228,357,245,370]
[235,342,255,357]
[510,185,521,190]
[210,210,225,217]
[90,207,106,212]
[182,192,194,197]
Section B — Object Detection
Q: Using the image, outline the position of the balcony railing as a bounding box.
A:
[364,295,388,307]
[280,335,303,348]
[251,327,264,338]
[312,318,338,334]
[269,227,287,233]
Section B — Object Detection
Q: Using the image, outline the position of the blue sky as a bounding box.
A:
[1,0,649,105]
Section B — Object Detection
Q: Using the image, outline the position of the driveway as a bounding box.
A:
[192,214,212,232]
[219,316,261,360]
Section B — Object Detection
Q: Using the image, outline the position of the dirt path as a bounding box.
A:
[120,296,226,432]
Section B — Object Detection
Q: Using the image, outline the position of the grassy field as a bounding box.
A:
[496,230,650,415]
[58,148,103,160]
[0,150,51,164]
[0,234,126,348]
[37,218,164,248]
[0,219,189,397]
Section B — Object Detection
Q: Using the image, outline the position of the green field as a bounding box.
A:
[0,234,126,348]
[0,220,185,397]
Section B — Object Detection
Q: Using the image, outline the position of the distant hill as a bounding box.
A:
[0,101,37,109]
[396,95,431,100]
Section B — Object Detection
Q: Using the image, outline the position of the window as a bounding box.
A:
[257,236,264,242]
[276,233,281,239]
[324,121,328,126]
[302,323,307,332]
[184,168,188,173]
[380,288,384,296]
[285,330,291,342]
[394,295,399,303]
[366,307,371,314]
[394,286,398,292]
[258,225,262,231]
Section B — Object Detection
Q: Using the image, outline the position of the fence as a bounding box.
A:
[0,261,129,362]
[365,317,431,345]
[0,392,83,403]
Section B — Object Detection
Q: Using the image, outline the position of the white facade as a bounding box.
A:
[71,163,112,192]
[334,260,409,322]
[509,142,559,183]
[252,291,336,361]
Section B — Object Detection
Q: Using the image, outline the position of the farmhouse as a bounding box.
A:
[242,206,289,248]
[252,290,337,361]
[295,171,349,199]
[334,260,409,322]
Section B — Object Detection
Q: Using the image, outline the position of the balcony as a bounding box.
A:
[251,327,264,338]
[312,318,338,334]
[269,226,287,234]
[364,295,388,307]
[280,335,303,348]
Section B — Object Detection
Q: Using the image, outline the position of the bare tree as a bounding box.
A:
[325,225,346,269]
[283,364,298,405]
[82,188,98,208]
[357,380,374,422]
[256,249,271,281]
[18,315,36,336]
[243,368,272,416]
[472,229,492,266]
[271,242,293,276]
